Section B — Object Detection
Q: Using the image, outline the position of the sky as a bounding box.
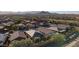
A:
[0,0,79,11]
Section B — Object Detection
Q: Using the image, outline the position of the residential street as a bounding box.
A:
[65,37,79,47]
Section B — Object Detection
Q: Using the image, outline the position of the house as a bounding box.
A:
[25,23,33,30]
[50,24,57,27]
[9,31,26,41]
[39,21,50,27]
[0,25,8,34]
[0,34,8,46]
[16,24,26,30]
[23,20,31,25]
[47,27,58,32]
[31,21,38,28]
[37,28,54,37]
[57,24,70,32]
[25,30,35,38]
[2,21,14,26]
[57,24,70,30]
[24,30,44,38]
[35,19,49,27]
[0,25,4,30]
[31,21,37,24]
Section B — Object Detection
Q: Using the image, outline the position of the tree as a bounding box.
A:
[74,27,79,32]
[50,33,65,45]
[9,39,33,47]
[33,37,42,43]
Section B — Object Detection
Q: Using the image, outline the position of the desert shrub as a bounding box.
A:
[9,39,33,47]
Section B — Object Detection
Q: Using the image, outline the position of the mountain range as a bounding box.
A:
[0,11,79,15]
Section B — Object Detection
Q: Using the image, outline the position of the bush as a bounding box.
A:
[50,33,65,45]
[75,27,79,32]
[33,37,42,43]
[9,39,33,47]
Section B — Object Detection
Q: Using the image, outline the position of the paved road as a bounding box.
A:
[65,37,79,47]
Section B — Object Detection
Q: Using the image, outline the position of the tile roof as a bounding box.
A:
[9,31,26,41]
[25,30,36,37]
[0,34,7,42]
[37,28,53,35]
[57,24,70,29]
[47,27,58,31]
[0,34,7,46]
